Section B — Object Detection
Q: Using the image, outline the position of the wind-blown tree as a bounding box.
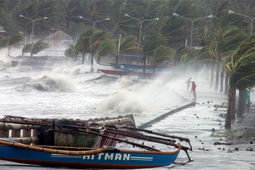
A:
[89,30,111,71]
[124,0,161,43]
[76,29,93,64]
[153,45,175,74]
[24,39,49,57]
[0,35,8,49]
[76,29,112,71]
[7,32,24,56]
[174,46,198,76]
[30,39,49,57]
[97,38,115,63]
[225,36,255,129]
[65,44,79,60]
[143,34,169,74]
[209,26,247,90]
[118,35,142,64]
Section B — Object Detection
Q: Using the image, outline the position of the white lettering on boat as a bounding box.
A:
[82,153,130,161]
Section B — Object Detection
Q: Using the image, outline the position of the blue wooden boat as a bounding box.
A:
[0,115,192,168]
[0,139,180,169]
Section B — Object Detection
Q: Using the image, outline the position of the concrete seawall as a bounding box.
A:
[139,102,195,129]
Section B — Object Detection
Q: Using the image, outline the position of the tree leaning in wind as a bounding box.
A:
[225,35,255,129]
[23,39,49,57]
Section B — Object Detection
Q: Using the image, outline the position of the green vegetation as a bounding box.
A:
[1,0,255,129]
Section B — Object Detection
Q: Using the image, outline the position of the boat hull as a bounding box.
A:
[0,145,179,169]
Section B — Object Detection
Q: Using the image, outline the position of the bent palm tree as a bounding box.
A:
[153,45,175,74]
[29,39,49,57]
[225,36,255,129]
[7,32,24,56]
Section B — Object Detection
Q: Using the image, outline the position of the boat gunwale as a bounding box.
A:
[0,139,181,155]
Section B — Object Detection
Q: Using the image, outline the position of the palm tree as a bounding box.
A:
[76,29,94,64]
[24,39,49,57]
[30,39,49,57]
[7,32,24,56]
[225,35,255,129]
[0,35,8,49]
[117,35,142,64]
[65,44,79,60]
[97,38,116,63]
[153,45,175,74]
[143,34,168,75]
[209,26,247,90]
[89,30,111,71]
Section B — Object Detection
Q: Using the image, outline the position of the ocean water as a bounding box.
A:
[1,54,255,170]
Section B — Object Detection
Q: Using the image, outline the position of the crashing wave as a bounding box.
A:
[24,74,76,92]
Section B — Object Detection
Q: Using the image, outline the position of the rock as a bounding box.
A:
[250,141,253,144]
[214,141,232,145]
[246,147,253,151]
[227,149,233,153]
[234,147,239,151]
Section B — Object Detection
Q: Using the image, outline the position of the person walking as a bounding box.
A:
[244,89,250,114]
[185,77,192,92]
[191,81,197,103]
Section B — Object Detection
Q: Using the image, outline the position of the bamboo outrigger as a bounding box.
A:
[0,115,192,168]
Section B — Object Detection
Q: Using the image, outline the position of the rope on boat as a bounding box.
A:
[0,139,108,155]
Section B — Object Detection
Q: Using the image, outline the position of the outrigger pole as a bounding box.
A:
[105,125,192,151]
[0,116,192,163]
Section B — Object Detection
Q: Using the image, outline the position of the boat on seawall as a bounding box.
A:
[0,139,180,169]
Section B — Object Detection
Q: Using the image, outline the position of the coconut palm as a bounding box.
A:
[225,35,255,129]
[65,44,79,60]
[153,45,175,74]
[97,38,116,63]
[117,35,142,64]
[76,29,94,64]
[143,34,169,74]
[24,39,49,57]
[0,35,8,49]
[30,39,49,57]
[7,32,24,56]
[209,26,247,90]
[89,30,111,71]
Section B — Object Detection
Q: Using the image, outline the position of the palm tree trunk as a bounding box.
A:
[210,61,215,87]
[143,56,146,77]
[237,89,245,118]
[98,56,101,64]
[225,86,236,129]
[224,73,229,95]
[75,54,78,61]
[152,56,155,75]
[82,53,85,64]
[8,46,11,56]
[90,53,94,72]
[215,60,220,90]
[115,55,118,64]
[220,68,224,92]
